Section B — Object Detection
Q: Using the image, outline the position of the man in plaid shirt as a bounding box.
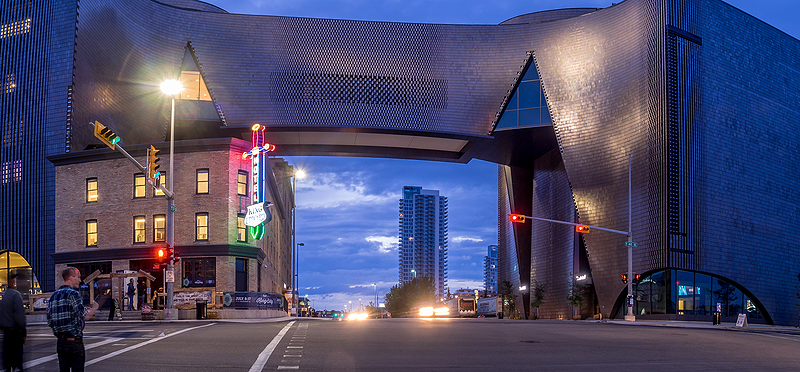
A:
[47,267,99,372]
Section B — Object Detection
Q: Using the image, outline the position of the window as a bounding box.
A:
[0,19,31,39]
[134,216,146,243]
[154,172,166,196]
[237,171,248,196]
[183,258,216,287]
[86,220,98,247]
[196,169,209,194]
[153,215,166,242]
[237,214,247,242]
[196,213,208,241]
[2,120,22,148]
[235,258,248,292]
[3,74,16,93]
[1,160,22,184]
[86,178,98,202]
[134,173,146,198]
[179,71,212,101]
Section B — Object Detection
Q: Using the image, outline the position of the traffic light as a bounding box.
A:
[147,145,161,181]
[634,274,641,284]
[509,214,526,223]
[156,247,166,261]
[93,121,120,150]
[621,274,627,284]
[575,225,591,233]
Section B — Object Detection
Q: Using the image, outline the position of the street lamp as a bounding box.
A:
[295,242,304,316]
[411,269,416,279]
[292,168,305,316]
[372,282,377,309]
[160,79,182,317]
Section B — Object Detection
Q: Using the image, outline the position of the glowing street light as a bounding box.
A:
[160,79,182,317]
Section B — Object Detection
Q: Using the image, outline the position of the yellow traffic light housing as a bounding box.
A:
[93,121,120,150]
[509,214,526,223]
[576,225,590,233]
[148,145,161,181]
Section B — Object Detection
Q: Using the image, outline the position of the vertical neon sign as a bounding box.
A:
[242,123,275,240]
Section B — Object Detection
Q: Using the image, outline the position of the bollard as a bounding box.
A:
[713,312,721,325]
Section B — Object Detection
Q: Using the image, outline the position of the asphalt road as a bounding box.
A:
[10,318,800,371]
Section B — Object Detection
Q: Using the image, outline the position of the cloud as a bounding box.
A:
[365,236,396,254]
[297,172,397,209]
[451,236,483,243]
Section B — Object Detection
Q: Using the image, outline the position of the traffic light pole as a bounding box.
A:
[509,154,635,321]
[91,121,177,318]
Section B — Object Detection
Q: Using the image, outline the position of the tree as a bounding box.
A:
[566,273,587,320]
[530,280,546,320]
[384,276,437,317]
[499,280,517,319]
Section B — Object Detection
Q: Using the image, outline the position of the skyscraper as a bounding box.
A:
[484,245,498,294]
[398,186,448,299]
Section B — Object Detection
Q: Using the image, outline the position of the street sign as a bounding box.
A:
[245,202,268,226]
[165,268,175,283]
[625,242,637,247]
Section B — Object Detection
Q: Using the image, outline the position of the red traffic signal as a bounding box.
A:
[621,274,627,284]
[575,225,591,233]
[509,214,526,223]
[156,248,166,260]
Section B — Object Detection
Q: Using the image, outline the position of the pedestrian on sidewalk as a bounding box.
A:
[0,270,27,372]
[137,280,146,308]
[47,267,99,372]
[126,278,135,310]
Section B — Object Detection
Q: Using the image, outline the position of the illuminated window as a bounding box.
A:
[196,213,208,241]
[179,71,211,101]
[134,173,146,198]
[0,19,31,39]
[154,172,166,196]
[86,220,98,247]
[196,169,209,194]
[134,216,146,243]
[237,171,247,196]
[1,160,22,184]
[237,214,247,242]
[153,214,166,242]
[4,74,16,93]
[86,178,98,202]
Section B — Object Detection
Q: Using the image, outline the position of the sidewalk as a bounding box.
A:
[597,319,800,333]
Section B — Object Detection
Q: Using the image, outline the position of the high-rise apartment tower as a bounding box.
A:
[484,245,498,293]
[398,186,447,299]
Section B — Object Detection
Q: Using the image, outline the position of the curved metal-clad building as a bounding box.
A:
[2,0,798,324]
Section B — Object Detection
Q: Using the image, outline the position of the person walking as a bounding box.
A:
[47,267,99,372]
[126,278,136,311]
[0,270,27,372]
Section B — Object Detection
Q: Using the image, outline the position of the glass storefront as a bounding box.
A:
[0,250,41,295]
[617,269,767,324]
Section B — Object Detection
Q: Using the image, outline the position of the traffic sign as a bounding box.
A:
[625,242,637,247]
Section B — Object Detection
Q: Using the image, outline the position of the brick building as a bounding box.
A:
[48,138,293,299]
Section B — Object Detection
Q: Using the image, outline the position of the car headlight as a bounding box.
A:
[419,307,434,317]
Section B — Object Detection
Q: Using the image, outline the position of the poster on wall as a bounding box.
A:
[173,291,212,306]
[222,292,283,309]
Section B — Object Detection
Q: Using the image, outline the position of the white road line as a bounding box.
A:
[286,346,303,349]
[277,366,299,370]
[249,321,296,372]
[22,337,121,369]
[85,323,216,366]
[283,355,302,357]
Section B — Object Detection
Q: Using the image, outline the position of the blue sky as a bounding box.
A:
[202,0,800,311]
